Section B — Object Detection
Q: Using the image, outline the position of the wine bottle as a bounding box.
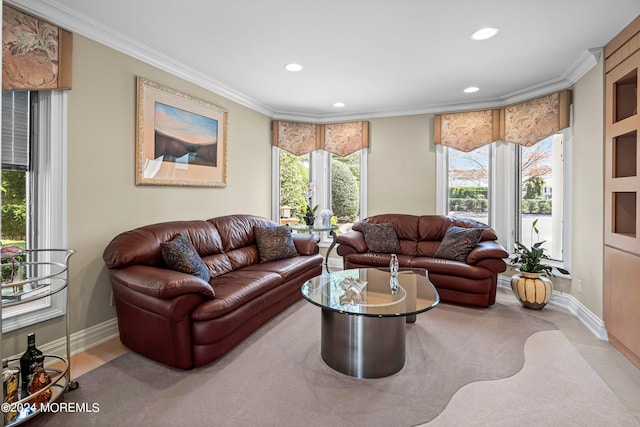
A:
[20,333,44,395]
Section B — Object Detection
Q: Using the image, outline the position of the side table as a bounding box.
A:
[290,224,338,270]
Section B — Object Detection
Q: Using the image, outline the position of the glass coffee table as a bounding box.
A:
[301,268,440,378]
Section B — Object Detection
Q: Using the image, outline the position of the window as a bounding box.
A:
[2,91,31,249]
[446,145,491,226]
[273,148,367,234]
[1,90,68,332]
[517,134,564,261]
[437,130,571,271]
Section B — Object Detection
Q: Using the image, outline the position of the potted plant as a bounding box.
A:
[302,181,318,226]
[303,202,318,226]
[510,219,569,309]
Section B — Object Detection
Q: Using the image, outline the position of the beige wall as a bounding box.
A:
[4,35,273,354]
[4,34,607,353]
[571,56,605,317]
[364,59,606,317]
[367,115,437,215]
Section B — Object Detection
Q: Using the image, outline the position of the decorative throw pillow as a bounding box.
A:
[434,225,484,262]
[254,225,299,263]
[360,222,402,254]
[160,233,211,282]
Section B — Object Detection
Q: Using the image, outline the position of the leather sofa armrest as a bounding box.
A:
[292,233,320,255]
[466,240,509,265]
[335,231,368,253]
[109,265,215,299]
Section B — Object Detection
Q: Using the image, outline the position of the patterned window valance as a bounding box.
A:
[273,120,369,156]
[272,121,322,156]
[324,121,369,156]
[2,5,73,91]
[434,90,572,151]
[501,91,572,147]
[434,110,500,152]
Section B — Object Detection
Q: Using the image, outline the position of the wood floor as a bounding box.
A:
[69,287,640,421]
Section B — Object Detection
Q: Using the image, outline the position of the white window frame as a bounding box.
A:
[2,90,68,332]
[271,147,367,245]
[436,122,572,275]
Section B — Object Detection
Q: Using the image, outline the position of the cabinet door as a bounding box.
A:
[605,50,640,254]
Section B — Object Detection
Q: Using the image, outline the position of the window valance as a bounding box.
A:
[434,110,500,152]
[501,91,571,147]
[2,5,73,91]
[434,90,571,152]
[273,120,369,156]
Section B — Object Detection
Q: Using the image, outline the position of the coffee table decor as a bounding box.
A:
[338,276,367,304]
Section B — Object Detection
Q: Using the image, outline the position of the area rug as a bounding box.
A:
[29,301,638,426]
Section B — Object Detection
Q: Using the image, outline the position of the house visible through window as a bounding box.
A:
[440,130,570,268]
[517,134,564,261]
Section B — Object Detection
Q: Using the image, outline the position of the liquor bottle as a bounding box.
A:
[20,333,44,395]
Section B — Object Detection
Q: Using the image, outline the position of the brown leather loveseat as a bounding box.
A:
[103,214,323,369]
[335,214,508,307]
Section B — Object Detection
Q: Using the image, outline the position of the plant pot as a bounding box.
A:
[303,215,315,226]
[510,271,553,310]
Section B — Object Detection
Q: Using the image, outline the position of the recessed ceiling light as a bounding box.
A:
[471,27,499,41]
[333,102,345,108]
[284,63,303,72]
[464,86,480,93]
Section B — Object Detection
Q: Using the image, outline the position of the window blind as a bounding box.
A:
[2,91,30,170]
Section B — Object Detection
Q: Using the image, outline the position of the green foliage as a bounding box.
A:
[331,160,359,222]
[448,186,489,213]
[524,176,545,199]
[511,219,570,276]
[332,153,360,183]
[1,170,27,241]
[279,151,308,217]
[449,186,488,199]
[521,199,552,214]
[449,198,488,213]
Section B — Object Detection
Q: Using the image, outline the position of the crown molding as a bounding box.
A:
[7,1,602,123]
[274,49,601,122]
[7,0,275,117]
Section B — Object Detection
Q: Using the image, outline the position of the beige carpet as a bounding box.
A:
[426,330,639,426]
[30,301,639,427]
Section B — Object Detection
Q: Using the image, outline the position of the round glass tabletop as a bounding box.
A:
[301,268,440,317]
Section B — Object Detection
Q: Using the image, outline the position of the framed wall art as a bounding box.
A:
[136,77,228,187]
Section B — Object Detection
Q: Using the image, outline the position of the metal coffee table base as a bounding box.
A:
[320,309,406,378]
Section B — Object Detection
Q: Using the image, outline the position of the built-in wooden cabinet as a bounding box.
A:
[604,15,640,369]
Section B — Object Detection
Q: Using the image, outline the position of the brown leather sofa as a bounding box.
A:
[103,214,323,369]
[335,214,508,307]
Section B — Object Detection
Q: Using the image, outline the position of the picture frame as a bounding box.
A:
[135,77,228,187]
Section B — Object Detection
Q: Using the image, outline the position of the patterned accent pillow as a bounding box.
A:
[160,233,211,282]
[360,222,402,254]
[434,225,484,262]
[254,225,299,263]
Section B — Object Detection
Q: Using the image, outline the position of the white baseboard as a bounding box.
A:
[498,276,609,341]
[24,275,606,363]
[8,318,120,362]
